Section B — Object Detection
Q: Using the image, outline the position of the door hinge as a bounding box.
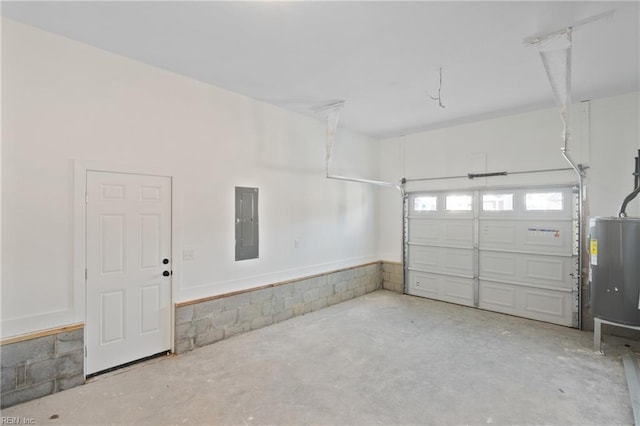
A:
[85,346,87,357]
[85,193,88,204]
[85,269,88,280]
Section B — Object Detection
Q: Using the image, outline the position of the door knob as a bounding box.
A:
[163,271,170,277]
[163,258,169,264]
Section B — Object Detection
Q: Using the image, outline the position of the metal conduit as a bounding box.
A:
[326,174,402,191]
[322,101,404,195]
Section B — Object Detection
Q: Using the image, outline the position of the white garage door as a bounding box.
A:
[406,186,579,327]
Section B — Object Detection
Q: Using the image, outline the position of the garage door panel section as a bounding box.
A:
[479,280,573,326]
[480,220,573,255]
[479,251,574,290]
[408,219,474,248]
[408,270,439,298]
[409,220,439,243]
[409,271,474,307]
[444,221,474,247]
[409,246,474,278]
[478,281,516,309]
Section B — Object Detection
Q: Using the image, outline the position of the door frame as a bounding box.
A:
[73,160,179,377]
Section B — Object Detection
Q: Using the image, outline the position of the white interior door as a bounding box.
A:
[86,171,172,374]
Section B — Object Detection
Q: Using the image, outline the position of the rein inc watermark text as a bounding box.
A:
[1,418,35,425]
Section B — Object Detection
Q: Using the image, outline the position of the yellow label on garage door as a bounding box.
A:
[590,239,598,255]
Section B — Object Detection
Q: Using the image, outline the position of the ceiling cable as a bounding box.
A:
[427,67,446,109]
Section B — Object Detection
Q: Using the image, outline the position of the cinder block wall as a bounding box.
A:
[382,261,404,293]
[1,327,84,408]
[175,262,382,354]
[0,262,384,408]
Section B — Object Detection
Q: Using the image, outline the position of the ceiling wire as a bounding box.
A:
[427,67,446,109]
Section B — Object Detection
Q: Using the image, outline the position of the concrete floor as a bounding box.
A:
[2,290,639,425]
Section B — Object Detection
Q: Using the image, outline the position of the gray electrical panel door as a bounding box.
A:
[235,187,259,261]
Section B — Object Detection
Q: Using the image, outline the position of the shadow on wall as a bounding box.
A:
[252,102,325,175]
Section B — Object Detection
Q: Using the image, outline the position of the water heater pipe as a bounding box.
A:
[619,187,640,218]
[618,150,640,217]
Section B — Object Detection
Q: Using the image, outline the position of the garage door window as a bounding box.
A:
[525,192,563,211]
[446,194,472,211]
[482,194,514,211]
[414,196,437,212]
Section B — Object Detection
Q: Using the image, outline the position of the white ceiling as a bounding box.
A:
[2,1,639,139]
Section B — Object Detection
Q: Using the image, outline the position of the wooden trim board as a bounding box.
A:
[1,323,84,346]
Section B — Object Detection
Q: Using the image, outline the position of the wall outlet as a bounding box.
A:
[183,249,195,261]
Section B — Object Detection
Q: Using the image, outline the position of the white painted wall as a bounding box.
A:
[3,18,638,339]
[377,92,640,262]
[589,94,640,218]
[1,19,379,338]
